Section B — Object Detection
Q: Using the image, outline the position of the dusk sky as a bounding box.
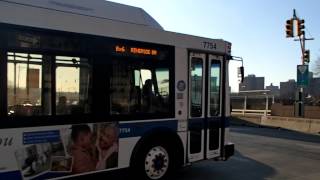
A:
[109,0,320,92]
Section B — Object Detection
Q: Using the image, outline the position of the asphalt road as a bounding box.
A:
[173,126,320,180]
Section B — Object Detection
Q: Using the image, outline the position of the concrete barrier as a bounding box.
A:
[261,116,320,134]
[233,115,320,135]
[231,114,262,125]
[309,119,320,134]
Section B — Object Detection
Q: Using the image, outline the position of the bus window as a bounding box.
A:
[56,56,92,115]
[7,52,51,116]
[110,61,170,116]
[140,69,153,112]
[109,61,132,115]
[209,61,221,116]
[134,70,141,87]
[155,68,169,104]
[190,58,203,117]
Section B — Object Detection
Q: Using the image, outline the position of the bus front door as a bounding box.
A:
[188,52,222,162]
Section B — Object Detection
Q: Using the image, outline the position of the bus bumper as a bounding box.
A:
[223,143,234,160]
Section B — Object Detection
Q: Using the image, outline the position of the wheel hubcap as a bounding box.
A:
[145,146,169,179]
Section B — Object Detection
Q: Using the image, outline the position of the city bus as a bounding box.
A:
[0,0,235,179]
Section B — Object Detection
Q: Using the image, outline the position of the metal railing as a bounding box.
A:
[232,109,271,116]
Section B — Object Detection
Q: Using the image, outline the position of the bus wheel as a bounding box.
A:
[133,141,173,180]
[145,146,169,179]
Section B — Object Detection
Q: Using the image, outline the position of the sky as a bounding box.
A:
[109,0,320,92]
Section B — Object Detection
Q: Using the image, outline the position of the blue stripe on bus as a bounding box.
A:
[31,172,69,180]
[0,171,22,180]
[118,117,229,138]
[0,171,69,180]
[119,120,178,138]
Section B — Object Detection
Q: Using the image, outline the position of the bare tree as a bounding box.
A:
[313,56,320,77]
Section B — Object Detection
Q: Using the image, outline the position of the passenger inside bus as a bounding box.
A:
[142,79,155,112]
[56,96,69,115]
[129,86,142,113]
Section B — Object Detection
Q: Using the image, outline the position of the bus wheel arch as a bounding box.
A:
[130,128,184,179]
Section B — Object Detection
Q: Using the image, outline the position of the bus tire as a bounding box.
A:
[132,139,176,180]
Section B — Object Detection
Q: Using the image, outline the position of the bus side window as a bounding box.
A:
[155,68,170,111]
[7,52,51,116]
[110,61,171,116]
[55,56,92,115]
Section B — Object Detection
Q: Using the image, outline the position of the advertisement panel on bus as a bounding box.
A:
[0,122,119,180]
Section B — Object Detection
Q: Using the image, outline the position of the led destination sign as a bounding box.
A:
[115,45,158,56]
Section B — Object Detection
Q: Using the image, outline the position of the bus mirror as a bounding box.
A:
[238,66,244,83]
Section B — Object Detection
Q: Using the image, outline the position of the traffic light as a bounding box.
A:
[286,19,294,38]
[303,49,310,63]
[297,19,305,36]
[238,66,244,83]
[241,66,244,83]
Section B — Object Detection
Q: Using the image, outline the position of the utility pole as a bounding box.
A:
[285,9,314,117]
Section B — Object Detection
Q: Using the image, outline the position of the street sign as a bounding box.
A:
[297,65,309,87]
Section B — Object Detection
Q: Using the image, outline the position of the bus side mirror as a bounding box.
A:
[238,66,244,83]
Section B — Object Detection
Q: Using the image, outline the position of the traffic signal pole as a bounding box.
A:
[297,11,305,117]
[286,9,314,117]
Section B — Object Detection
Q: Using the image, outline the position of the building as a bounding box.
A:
[266,83,280,97]
[239,74,265,91]
[280,79,296,104]
[306,72,320,104]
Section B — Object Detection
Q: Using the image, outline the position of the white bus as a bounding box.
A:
[0,0,235,179]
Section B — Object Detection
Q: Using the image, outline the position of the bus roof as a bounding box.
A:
[0,0,231,55]
[4,0,164,30]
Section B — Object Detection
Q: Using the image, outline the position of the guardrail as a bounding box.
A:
[232,109,271,116]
